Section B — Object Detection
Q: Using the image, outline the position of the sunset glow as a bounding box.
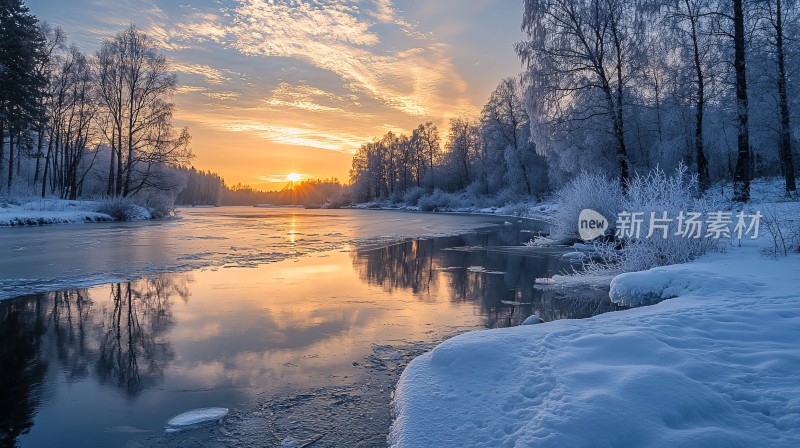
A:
[26,0,524,188]
[287,173,302,183]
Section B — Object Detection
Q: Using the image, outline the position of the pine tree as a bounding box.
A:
[0,0,46,191]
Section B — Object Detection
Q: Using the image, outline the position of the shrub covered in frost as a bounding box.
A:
[402,186,427,206]
[142,192,177,219]
[96,196,152,221]
[584,165,720,274]
[417,189,455,212]
[550,173,622,243]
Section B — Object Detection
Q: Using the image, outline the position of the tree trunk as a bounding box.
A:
[687,2,710,192]
[107,144,115,196]
[41,130,53,198]
[732,0,751,202]
[7,131,14,191]
[33,128,44,184]
[0,118,5,187]
[775,0,796,193]
[16,130,22,177]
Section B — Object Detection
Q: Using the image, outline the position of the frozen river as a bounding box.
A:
[0,208,624,447]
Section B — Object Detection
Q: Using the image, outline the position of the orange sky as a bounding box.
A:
[29,0,526,189]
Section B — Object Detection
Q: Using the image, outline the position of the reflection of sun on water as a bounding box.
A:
[289,215,297,243]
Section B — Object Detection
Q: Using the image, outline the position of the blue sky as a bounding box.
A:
[27,0,525,186]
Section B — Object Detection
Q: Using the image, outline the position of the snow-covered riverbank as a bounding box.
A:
[390,196,800,446]
[0,198,152,226]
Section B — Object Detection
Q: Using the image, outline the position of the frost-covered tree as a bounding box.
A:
[668,0,718,192]
[727,0,754,201]
[481,77,547,197]
[757,0,797,193]
[443,117,482,190]
[518,0,646,188]
[410,122,441,189]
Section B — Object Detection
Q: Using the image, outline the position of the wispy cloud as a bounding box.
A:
[256,174,308,183]
[218,119,369,152]
[172,62,230,84]
[167,0,472,118]
[205,91,241,101]
[261,82,358,112]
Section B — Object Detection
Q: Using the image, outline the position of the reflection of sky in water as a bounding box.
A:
[0,209,523,300]
[1,214,623,447]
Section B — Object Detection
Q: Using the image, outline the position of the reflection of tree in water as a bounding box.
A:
[352,230,626,328]
[46,275,190,395]
[353,238,442,299]
[95,276,186,397]
[0,298,48,448]
[0,274,191,446]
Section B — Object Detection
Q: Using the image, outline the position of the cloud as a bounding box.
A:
[168,0,472,119]
[218,119,369,152]
[176,85,207,94]
[172,62,230,84]
[261,82,356,112]
[256,174,307,183]
[205,91,241,100]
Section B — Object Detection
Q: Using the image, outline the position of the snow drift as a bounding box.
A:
[390,242,800,447]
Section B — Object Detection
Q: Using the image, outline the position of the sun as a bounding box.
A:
[287,173,302,182]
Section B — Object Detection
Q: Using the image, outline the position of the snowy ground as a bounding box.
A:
[0,198,151,226]
[390,182,800,447]
[391,240,800,447]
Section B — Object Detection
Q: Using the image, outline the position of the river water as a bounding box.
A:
[0,208,625,447]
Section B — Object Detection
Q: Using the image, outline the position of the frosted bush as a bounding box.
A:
[550,173,621,243]
[465,181,488,198]
[417,190,480,211]
[143,193,174,219]
[582,165,719,274]
[499,201,533,217]
[417,189,451,211]
[403,186,426,205]
[495,187,523,206]
[96,196,151,221]
[619,165,718,271]
[389,189,405,204]
[0,182,38,205]
[760,205,800,257]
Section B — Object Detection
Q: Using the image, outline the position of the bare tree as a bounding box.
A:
[96,25,191,198]
[43,46,98,199]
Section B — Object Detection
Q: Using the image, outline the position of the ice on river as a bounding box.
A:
[1,207,525,300]
[165,407,229,432]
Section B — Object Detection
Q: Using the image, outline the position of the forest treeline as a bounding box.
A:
[4,0,798,211]
[349,0,799,205]
[0,0,191,209]
[174,168,344,207]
